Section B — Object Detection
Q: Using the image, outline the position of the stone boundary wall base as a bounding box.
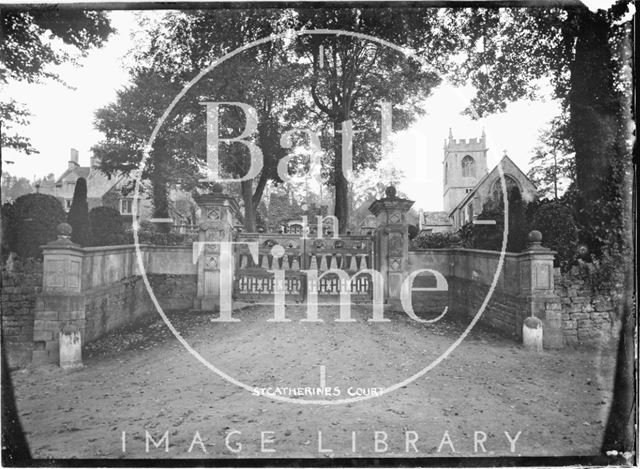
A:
[32,293,85,366]
[554,267,618,346]
[409,241,565,349]
[35,233,197,366]
[32,273,196,365]
[449,277,527,338]
[1,259,43,368]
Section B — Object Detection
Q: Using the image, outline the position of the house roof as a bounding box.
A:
[86,170,123,198]
[44,164,123,199]
[448,155,535,217]
[55,166,90,184]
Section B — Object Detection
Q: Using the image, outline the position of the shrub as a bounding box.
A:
[89,206,129,246]
[458,188,530,252]
[6,193,66,258]
[67,177,91,246]
[528,199,579,271]
[408,224,419,240]
[136,220,197,246]
[471,205,505,251]
[411,231,460,249]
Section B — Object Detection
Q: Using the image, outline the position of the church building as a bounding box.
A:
[420,129,537,232]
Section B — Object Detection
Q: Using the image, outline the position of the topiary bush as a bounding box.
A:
[6,193,66,259]
[89,206,130,246]
[67,177,91,246]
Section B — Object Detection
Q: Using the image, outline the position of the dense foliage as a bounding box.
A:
[2,193,66,258]
[527,198,579,271]
[88,206,128,247]
[458,188,530,253]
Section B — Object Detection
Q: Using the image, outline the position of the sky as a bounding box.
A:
[2,10,561,212]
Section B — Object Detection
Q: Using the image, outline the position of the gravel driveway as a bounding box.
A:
[10,305,616,459]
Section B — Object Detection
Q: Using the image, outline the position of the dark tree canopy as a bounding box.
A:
[4,193,66,258]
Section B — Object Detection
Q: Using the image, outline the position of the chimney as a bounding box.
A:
[68,148,79,171]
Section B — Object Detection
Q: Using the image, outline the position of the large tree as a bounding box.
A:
[292,8,442,232]
[93,68,201,222]
[1,8,113,154]
[527,116,575,200]
[99,10,310,232]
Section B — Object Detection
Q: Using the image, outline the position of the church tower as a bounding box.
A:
[442,128,488,213]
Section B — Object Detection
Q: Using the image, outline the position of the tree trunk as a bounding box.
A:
[333,120,349,234]
[241,179,256,232]
[252,171,268,210]
[601,15,635,454]
[568,9,617,251]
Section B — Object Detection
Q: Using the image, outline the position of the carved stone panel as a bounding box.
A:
[207,207,221,220]
[533,262,552,290]
[389,257,402,271]
[388,232,403,256]
[388,211,402,224]
[205,255,219,270]
[46,259,65,287]
[204,228,226,243]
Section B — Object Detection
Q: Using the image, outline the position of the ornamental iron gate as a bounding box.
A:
[234,233,374,302]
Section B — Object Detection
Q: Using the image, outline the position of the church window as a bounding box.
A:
[491,176,521,206]
[462,155,475,177]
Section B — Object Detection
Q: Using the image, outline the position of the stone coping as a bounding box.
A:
[409,247,556,258]
[44,244,194,254]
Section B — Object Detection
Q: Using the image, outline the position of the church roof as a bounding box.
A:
[448,154,535,217]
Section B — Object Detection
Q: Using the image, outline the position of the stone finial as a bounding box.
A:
[526,230,547,251]
[384,186,397,199]
[528,230,542,243]
[57,223,72,240]
[48,222,76,247]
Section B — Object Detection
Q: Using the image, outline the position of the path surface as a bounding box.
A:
[11,305,616,459]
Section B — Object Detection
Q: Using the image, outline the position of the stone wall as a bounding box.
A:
[409,247,559,345]
[554,266,618,346]
[1,259,42,367]
[33,244,196,365]
[449,278,526,337]
[407,250,449,314]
